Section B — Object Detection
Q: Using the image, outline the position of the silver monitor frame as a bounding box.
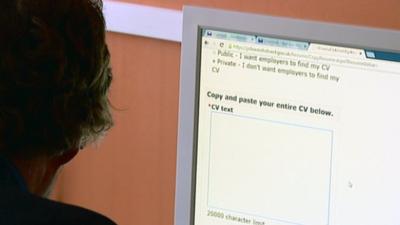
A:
[174,6,400,225]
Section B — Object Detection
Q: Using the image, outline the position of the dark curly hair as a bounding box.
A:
[0,0,113,158]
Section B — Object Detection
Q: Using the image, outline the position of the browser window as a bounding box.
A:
[194,29,400,225]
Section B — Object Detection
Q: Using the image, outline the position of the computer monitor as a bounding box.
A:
[175,6,400,225]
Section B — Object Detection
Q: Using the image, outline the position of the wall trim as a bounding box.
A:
[103,0,183,42]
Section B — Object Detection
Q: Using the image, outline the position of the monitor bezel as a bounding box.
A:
[174,6,400,225]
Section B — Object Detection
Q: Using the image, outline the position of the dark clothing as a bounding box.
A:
[0,156,117,225]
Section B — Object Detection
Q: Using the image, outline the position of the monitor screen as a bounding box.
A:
[175,6,400,225]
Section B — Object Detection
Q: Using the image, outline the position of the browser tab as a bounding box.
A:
[309,43,365,59]
[256,36,309,50]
